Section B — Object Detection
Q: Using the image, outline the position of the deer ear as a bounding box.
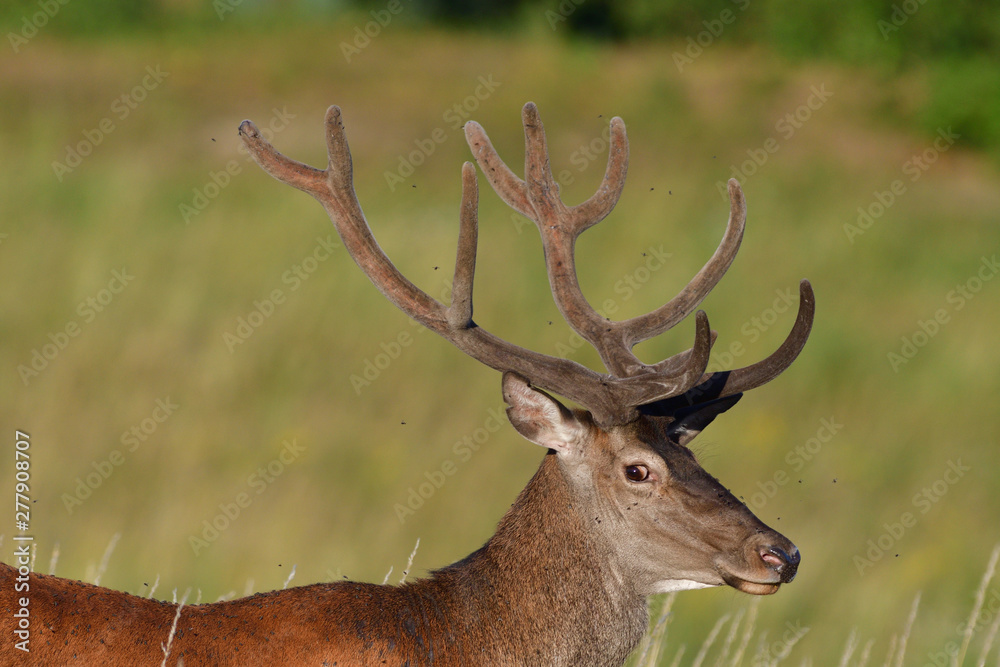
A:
[502,372,586,455]
[665,394,743,447]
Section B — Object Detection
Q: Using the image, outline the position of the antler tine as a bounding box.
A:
[464,120,532,218]
[241,106,447,328]
[323,105,358,197]
[566,116,628,232]
[671,280,814,409]
[447,162,479,329]
[653,328,719,375]
[238,119,327,198]
[521,102,568,222]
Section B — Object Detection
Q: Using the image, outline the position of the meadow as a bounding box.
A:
[2,12,1000,664]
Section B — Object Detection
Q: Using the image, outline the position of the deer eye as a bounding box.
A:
[624,465,649,482]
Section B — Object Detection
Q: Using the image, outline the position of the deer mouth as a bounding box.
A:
[719,571,782,596]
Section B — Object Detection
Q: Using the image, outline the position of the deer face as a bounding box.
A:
[504,372,800,597]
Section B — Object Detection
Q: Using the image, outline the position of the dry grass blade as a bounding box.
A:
[47,542,60,575]
[148,573,160,599]
[838,628,859,667]
[730,597,761,666]
[692,613,730,667]
[668,645,686,667]
[956,543,1000,667]
[895,592,922,667]
[399,538,421,584]
[976,593,1000,667]
[881,634,897,667]
[715,607,745,666]
[857,638,875,667]
[161,588,190,667]
[282,564,297,589]
[92,532,121,586]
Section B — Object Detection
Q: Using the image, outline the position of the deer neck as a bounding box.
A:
[418,453,649,665]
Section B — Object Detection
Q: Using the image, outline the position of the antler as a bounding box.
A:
[238,103,814,426]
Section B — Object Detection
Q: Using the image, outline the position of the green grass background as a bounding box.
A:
[2,9,1000,664]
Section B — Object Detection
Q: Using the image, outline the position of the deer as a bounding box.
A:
[1,102,814,666]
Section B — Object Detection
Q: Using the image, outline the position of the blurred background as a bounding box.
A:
[2,0,999,663]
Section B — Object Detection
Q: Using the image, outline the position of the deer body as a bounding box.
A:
[0,459,688,666]
[1,103,813,665]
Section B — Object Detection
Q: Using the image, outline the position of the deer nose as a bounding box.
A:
[760,545,800,583]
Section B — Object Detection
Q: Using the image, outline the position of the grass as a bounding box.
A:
[15,534,1000,664]
[2,18,999,663]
